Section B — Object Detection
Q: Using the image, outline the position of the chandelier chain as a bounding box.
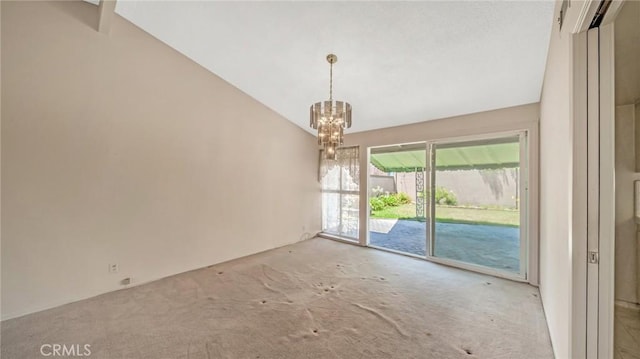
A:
[329,61,333,101]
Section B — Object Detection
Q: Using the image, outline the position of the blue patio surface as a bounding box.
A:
[369,220,520,273]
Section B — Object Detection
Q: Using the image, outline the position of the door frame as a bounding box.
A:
[582,22,616,359]
[364,141,429,256]
[585,20,616,359]
[364,129,532,283]
[572,24,616,359]
[567,1,621,356]
[596,21,615,359]
[582,4,620,358]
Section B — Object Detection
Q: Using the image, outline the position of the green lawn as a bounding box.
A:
[371,203,519,227]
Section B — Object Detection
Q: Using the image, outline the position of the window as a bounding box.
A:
[320,146,360,240]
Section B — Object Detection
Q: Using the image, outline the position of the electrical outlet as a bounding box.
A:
[109,263,119,273]
[121,277,131,285]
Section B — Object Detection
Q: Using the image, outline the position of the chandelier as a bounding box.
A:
[310,54,352,160]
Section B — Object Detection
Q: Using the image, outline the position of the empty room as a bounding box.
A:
[1,1,639,358]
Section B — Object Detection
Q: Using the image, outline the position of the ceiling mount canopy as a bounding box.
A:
[310,53,352,160]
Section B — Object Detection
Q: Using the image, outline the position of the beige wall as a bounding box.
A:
[614,0,640,107]
[345,103,540,284]
[346,103,539,149]
[0,1,320,320]
[614,0,640,306]
[615,104,640,304]
[538,1,575,358]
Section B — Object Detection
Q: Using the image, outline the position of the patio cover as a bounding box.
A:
[370,142,519,173]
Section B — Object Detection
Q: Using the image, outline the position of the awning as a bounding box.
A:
[370,139,520,172]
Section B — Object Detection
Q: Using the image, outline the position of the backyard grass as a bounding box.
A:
[371,203,519,227]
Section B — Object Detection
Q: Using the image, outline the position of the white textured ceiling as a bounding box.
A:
[114,1,554,134]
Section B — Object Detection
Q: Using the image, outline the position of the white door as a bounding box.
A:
[585,23,616,359]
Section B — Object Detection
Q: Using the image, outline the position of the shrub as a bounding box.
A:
[435,186,457,205]
[381,194,400,207]
[369,197,386,211]
[396,192,411,204]
[370,192,412,212]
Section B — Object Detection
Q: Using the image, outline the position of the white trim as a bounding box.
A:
[361,148,371,246]
[425,129,525,147]
[425,255,528,283]
[529,124,540,286]
[586,27,600,359]
[571,29,589,359]
[428,142,435,261]
[318,232,360,245]
[368,245,426,261]
[364,243,527,283]
[569,0,601,34]
[368,140,428,151]
[519,131,529,278]
[600,0,626,27]
[597,21,616,359]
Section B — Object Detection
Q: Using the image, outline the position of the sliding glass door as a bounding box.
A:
[428,133,526,277]
[365,133,528,279]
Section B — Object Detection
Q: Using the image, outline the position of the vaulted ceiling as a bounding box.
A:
[109,1,554,134]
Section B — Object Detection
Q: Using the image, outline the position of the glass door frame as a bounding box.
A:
[365,141,428,259]
[425,130,529,281]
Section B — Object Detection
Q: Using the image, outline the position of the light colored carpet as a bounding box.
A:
[1,238,553,359]
[615,305,640,359]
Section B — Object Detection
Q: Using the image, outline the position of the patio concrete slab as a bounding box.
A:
[369,218,399,234]
[369,220,520,273]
